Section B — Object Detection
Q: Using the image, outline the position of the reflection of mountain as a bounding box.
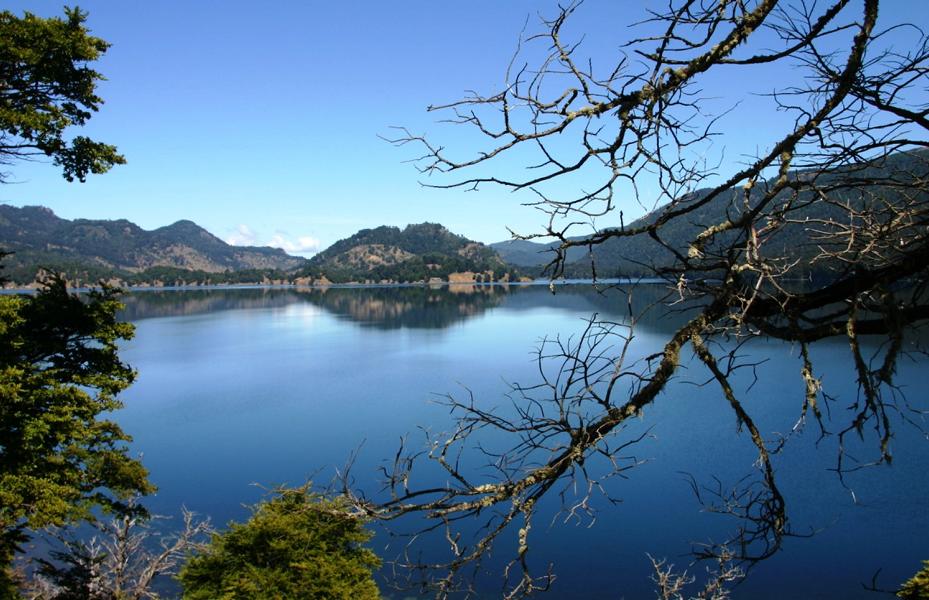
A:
[118,288,306,321]
[494,282,697,333]
[303,285,506,329]
[118,283,696,334]
[119,285,507,330]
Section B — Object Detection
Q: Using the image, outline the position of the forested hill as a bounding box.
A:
[301,222,517,283]
[491,239,587,269]
[493,149,929,278]
[0,209,520,286]
[0,205,307,283]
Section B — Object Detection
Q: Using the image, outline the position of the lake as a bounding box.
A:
[115,284,928,599]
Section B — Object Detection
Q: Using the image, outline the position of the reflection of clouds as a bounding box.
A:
[278,302,323,325]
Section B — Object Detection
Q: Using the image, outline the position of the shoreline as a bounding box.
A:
[0,278,663,294]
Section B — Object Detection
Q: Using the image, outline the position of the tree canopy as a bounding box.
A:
[899,561,929,600]
[0,6,124,182]
[0,6,143,595]
[179,486,381,600]
[0,277,153,592]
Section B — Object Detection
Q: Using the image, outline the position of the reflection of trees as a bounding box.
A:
[118,284,700,333]
[118,288,304,321]
[118,283,688,324]
[118,285,508,329]
[300,286,506,330]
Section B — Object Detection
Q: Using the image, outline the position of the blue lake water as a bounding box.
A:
[115,284,929,599]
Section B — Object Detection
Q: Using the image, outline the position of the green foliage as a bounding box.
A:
[124,266,296,286]
[0,7,125,182]
[313,223,467,260]
[179,486,381,600]
[0,276,153,589]
[304,222,515,283]
[900,561,929,599]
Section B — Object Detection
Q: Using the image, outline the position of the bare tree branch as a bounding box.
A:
[359,1,929,596]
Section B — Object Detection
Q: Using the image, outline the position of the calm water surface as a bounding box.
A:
[116,284,929,599]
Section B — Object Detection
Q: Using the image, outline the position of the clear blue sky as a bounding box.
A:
[2,1,927,255]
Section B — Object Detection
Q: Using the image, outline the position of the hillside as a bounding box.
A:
[491,239,587,269]
[302,223,516,283]
[0,205,307,283]
[493,149,929,278]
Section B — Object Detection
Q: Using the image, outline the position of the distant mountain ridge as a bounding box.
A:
[0,208,521,286]
[0,205,307,281]
[493,149,929,277]
[491,239,587,268]
[302,222,516,283]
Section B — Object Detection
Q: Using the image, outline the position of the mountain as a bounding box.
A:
[493,149,929,278]
[302,223,516,283]
[491,239,588,269]
[0,205,307,283]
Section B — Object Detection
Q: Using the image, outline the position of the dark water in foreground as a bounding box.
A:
[115,284,929,599]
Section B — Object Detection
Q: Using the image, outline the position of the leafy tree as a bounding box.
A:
[0,276,153,593]
[0,6,124,182]
[900,561,929,600]
[179,486,380,600]
[0,7,148,597]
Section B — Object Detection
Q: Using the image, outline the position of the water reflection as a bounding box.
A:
[301,285,506,329]
[112,283,928,599]
[119,287,302,320]
[119,282,692,332]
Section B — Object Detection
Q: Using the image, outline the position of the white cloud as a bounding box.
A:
[267,232,321,256]
[225,224,257,246]
[225,224,320,257]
